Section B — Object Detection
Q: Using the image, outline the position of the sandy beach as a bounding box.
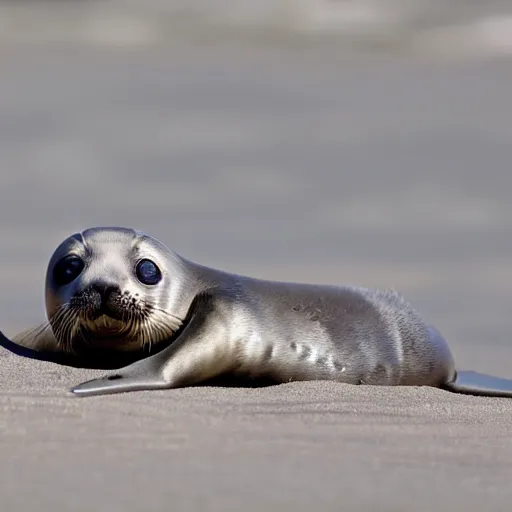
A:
[2,347,512,511]
[2,3,512,510]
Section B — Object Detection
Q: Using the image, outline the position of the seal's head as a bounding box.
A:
[44,227,184,353]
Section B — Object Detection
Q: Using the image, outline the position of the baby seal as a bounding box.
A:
[4,226,512,398]
[9,227,184,369]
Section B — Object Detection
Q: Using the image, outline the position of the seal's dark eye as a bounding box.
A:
[135,259,162,286]
[53,255,85,286]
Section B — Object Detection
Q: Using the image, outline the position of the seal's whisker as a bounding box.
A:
[140,317,151,353]
[52,305,80,354]
[143,319,152,353]
[147,304,183,325]
[51,305,71,344]
[142,314,175,347]
[150,310,182,334]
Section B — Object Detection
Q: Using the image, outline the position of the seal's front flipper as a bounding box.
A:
[443,370,512,398]
[72,292,234,397]
[71,369,170,397]
[71,335,180,396]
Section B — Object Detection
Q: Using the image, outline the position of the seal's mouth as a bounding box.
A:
[81,314,133,339]
[87,321,126,337]
[71,310,143,351]
[52,285,183,355]
[89,302,125,322]
[76,287,138,343]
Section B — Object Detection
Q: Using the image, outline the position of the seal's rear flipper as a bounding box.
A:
[0,329,40,358]
[443,371,512,398]
[0,328,71,365]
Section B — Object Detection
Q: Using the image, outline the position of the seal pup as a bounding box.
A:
[7,227,188,370]
[4,226,512,398]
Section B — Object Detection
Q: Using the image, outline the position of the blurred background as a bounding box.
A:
[1,0,512,375]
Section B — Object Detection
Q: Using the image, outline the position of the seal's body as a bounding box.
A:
[183,271,456,389]
[4,227,512,398]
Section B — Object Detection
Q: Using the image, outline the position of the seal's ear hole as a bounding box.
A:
[107,374,122,381]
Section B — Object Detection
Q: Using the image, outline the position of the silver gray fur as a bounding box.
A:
[8,226,512,397]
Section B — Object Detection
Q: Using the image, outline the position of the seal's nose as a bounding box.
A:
[90,282,121,306]
[85,282,124,320]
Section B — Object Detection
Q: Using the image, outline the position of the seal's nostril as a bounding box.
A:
[91,282,120,301]
[88,283,122,316]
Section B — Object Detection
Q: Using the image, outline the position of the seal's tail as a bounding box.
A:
[442,370,512,398]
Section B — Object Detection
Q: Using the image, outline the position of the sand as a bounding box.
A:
[2,345,512,512]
